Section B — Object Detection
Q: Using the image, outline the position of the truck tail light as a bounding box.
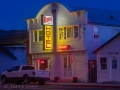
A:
[32,71,35,75]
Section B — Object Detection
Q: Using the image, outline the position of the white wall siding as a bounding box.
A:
[29,3,86,53]
[75,51,88,82]
[97,35,120,82]
[84,25,118,60]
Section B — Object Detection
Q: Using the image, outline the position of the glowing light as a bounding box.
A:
[40,61,45,64]
[43,16,53,25]
[44,26,53,49]
[58,45,70,50]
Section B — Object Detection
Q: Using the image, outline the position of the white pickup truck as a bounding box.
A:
[0,65,50,85]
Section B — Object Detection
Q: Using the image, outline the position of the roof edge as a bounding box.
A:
[93,32,120,54]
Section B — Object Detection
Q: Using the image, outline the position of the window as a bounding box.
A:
[33,30,43,42]
[64,57,67,68]
[38,31,43,41]
[10,66,20,71]
[59,27,64,39]
[100,57,107,70]
[66,27,73,38]
[68,57,72,68]
[94,26,99,38]
[74,26,79,38]
[58,25,79,39]
[112,60,117,69]
[22,66,35,70]
[33,31,37,42]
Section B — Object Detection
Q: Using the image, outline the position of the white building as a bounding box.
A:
[26,2,120,82]
[93,33,120,83]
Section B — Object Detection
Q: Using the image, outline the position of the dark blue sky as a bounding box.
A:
[0,0,120,30]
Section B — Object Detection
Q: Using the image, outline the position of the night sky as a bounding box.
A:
[0,0,120,30]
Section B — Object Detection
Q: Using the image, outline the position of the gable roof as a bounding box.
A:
[0,30,28,45]
[66,4,120,26]
[0,30,28,60]
[93,32,120,54]
[32,2,120,27]
[0,46,17,60]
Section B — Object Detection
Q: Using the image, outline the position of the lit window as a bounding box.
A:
[94,26,99,38]
[39,31,43,41]
[100,57,107,70]
[33,31,37,42]
[59,27,64,39]
[74,26,79,38]
[33,30,43,42]
[66,27,73,38]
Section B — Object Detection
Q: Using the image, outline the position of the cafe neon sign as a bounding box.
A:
[44,26,53,50]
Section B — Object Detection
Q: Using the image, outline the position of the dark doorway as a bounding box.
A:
[88,60,97,82]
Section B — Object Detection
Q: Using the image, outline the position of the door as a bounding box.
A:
[111,58,119,81]
[63,56,73,78]
[37,58,51,71]
[6,66,20,81]
[88,60,97,82]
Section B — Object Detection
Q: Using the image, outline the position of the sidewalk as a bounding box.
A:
[45,81,120,88]
[1,81,120,88]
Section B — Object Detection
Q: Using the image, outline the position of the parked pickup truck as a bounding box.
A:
[0,65,50,85]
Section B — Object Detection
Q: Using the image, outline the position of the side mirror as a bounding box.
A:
[7,69,11,72]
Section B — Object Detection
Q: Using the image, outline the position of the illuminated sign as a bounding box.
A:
[43,16,53,25]
[58,45,70,50]
[44,26,52,49]
[40,61,45,64]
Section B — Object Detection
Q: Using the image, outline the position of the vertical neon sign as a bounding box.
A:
[44,26,52,49]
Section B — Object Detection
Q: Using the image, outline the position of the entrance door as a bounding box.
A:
[37,58,51,71]
[111,58,118,81]
[88,60,97,82]
[63,56,73,78]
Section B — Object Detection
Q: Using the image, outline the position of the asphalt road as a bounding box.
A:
[0,84,120,90]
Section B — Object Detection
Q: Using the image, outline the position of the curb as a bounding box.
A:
[1,82,120,88]
[45,83,120,88]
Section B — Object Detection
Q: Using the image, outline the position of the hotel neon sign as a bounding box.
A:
[44,26,53,50]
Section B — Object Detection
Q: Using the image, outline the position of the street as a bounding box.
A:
[0,84,120,90]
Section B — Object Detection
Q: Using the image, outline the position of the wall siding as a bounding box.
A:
[84,24,120,60]
[75,51,88,82]
[29,3,85,53]
[0,47,27,74]
[97,35,120,82]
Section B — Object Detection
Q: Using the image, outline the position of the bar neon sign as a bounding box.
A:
[44,26,52,49]
[58,45,70,50]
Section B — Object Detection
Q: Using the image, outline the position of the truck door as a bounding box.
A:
[6,66,20,81]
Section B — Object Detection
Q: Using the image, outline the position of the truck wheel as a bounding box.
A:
[1,76,7,84]
[39,81,45,85]
[23,76,30,85]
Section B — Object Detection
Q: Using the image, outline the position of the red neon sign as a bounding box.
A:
[43,16,53,25]
[58,45,70,50]
[40,61,45,64]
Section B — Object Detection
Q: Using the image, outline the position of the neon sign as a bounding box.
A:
[58,45,70,50]
[44,26,52,49]
[43,16,53,25]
